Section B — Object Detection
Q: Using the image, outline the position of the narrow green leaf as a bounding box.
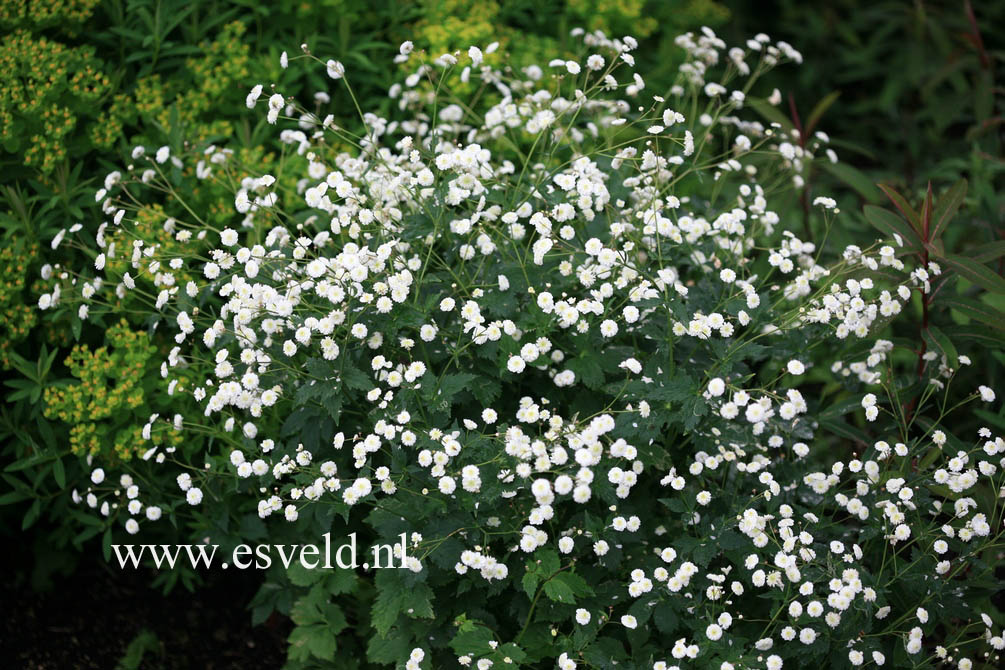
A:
[877,183,921,234]
[965,240,1005,264]
[952,326,1005,346]
[746,98,795,132]
[805,90,841,137]
[819,418,870,445]
[22,499,41,530]
[920,182,934,238]
[941,296,1005,331]
[862,205,921,252]
[821,162,882,204]
[922,325,959,369]
[0,490,29,506]
[930,179,967,242]
[53,458,66,489]
[943,254,1005,295]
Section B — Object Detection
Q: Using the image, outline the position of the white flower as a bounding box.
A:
[326,60,345,79]
[978,385,996,402]
[246,84,263,108]
[507,356,526,374]
[186,487,204,505]
[620,614,637,629]
[787,360,805,375]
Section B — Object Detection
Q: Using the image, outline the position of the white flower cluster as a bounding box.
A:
[44,22,1004,670]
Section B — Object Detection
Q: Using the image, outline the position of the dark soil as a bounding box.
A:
[0,543,290,669]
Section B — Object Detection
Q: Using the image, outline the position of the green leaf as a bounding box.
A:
[116,629,159,670]
[536,548,561,575]
[341,363,372,391]
[952,325,1005,347]
[920,182,934,239]
[450,625,495,656]
[717,530,748,551]
[288,562,324,587]
[821,162,882,204]
[22,499,41,530]
[922,325,958,369]
[543,575,576,604]
[943,254,1005,295]
[288,623,337,661]
[877,183,921,234]
[367,633,412,664]
[567,352,604,389]
[437,372,478,405]
[522,571,540,600]
[371,575,434,637]
[0,490,29,506]
[805,90,841,137]
[942,296,1005,331]
[747,98,795,132]
[554,571,593,598]
[52,458,66,489]
[966,240,1005,265]
[102,527,112,562]
[862,205,921,252]
[819,417,871,445]
[930,179,967,241]
[653,602,678,634]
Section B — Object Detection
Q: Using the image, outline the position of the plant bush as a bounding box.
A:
[0,0,729,592]
[24,23,1005,669]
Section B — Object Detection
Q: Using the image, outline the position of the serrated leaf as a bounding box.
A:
[536,547,561,575]
[543,575,576,604]
[522,571,540,600]
[437,372,478,405]
[341,363,372,391]
[717,530,748,551]
[653,602,678,634]
[288,623,337,661]
[470,377,502,407]
[288,561,324,587]
[554,571,593,598]
[568,352,604,390]
[371,588,404,637]
[450,625,495,656]
[367,633,411,664]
